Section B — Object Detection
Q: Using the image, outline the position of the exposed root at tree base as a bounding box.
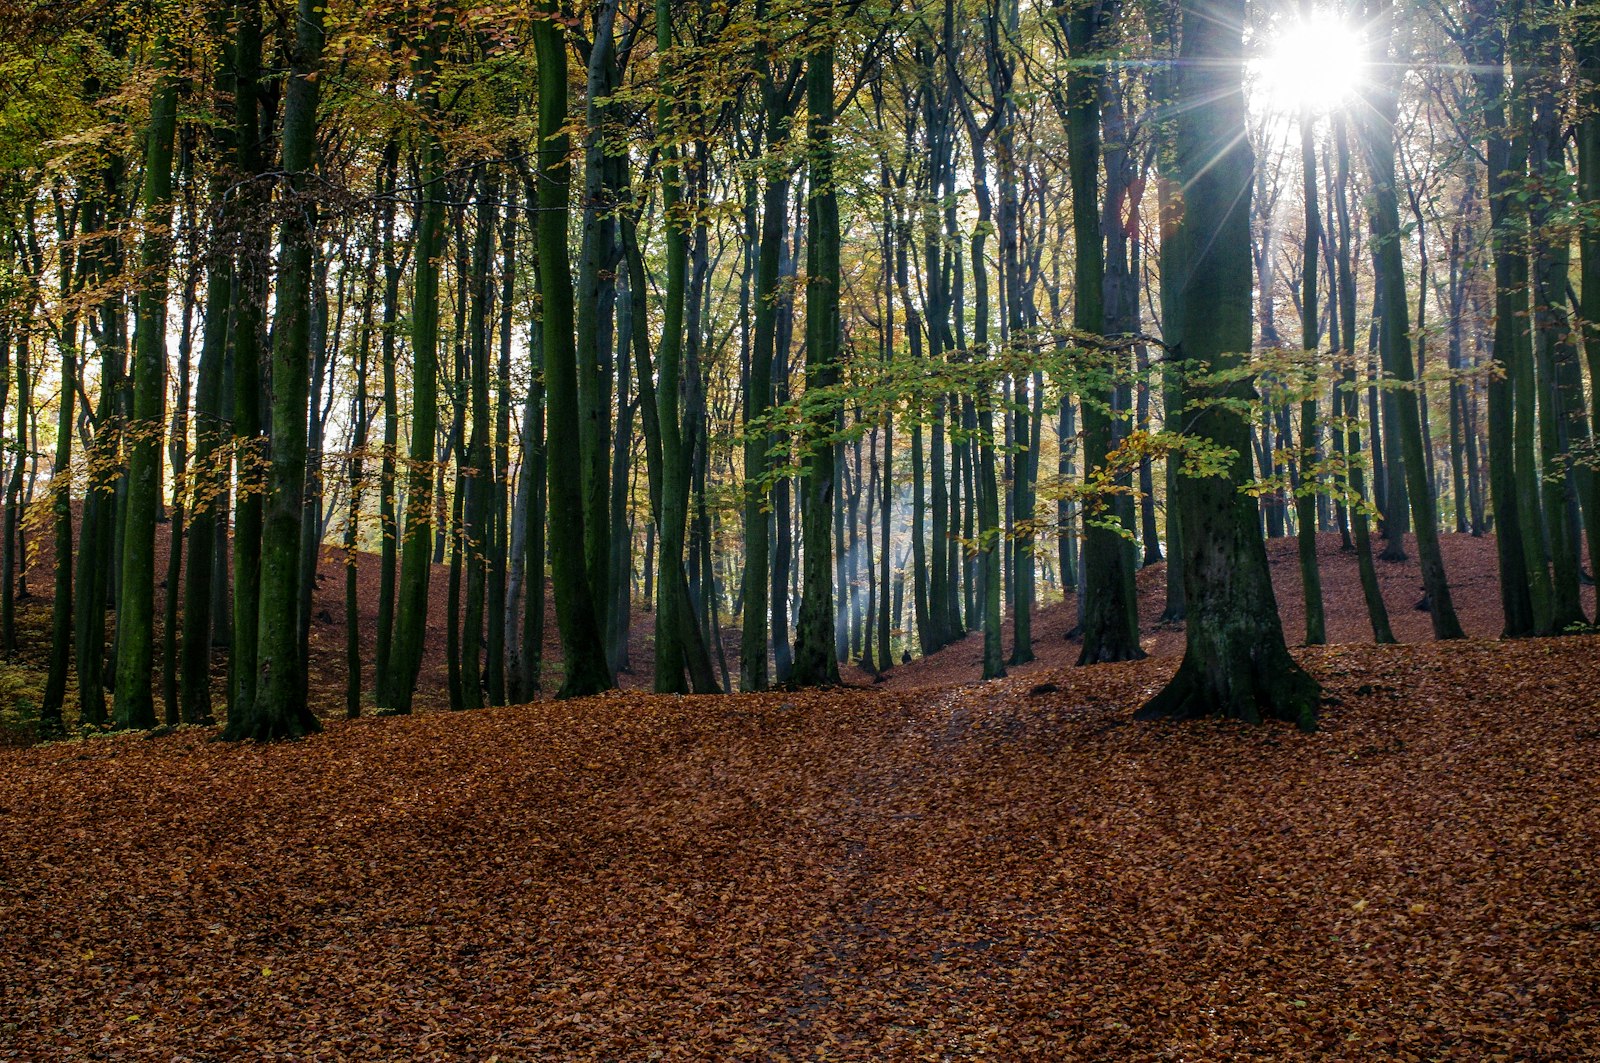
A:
[1136,653,1320,731]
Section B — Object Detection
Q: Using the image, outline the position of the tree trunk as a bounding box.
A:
[1358,0,1463,640]
[1139,0,1319,729]
[384,34,445,714]
[1065,0,1142,665]
[231,0,325,739]
[1295,64,1326,646]
[791,27,841,687]
[536,0,612,697]
[113,34,178,730]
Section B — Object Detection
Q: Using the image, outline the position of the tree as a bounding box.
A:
[1293,4,1326,647]
[1064,0,1143,666]
[1138,0,1319,730]
[228,0,327,740]
[535,0,613,697]
[791,5,842,687]
[384,26,446,715]
[1356,0,1463,642]
[113,29,178,731]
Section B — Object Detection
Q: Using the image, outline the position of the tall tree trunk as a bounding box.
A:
[1333,115,1395,644]
[231,0,326,739]
[384,32,446,714]
[536,0,612,697]
[518,258,548,698]
[1528,14,1588,628]
[179,23,235,726]
[1579,0,1600,585]
[791,23,841,686]
[38,223,77,739]
[229,0,269,724]
[345,220,379,719]
[1139,0,1318,728]
[490,181,518,703]
[1295,69,1326,645]
[740,34,795,691]
[577,1,622,635]
[459,170,499,710]
[1464,6,1536,636]
[373,137,402,698]
[1065,0,1142,665]
[113,34,179,730]
[1357,0,1463,640]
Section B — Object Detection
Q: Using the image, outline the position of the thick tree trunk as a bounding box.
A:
[791,30,841,687]
[1465,10,1536,636]
[229,1,269,723]
[1138,0,1319,729]
[1065,0,1142,666]
[232,0,325,740]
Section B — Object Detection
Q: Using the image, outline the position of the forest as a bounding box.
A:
[0,0,1597,1056]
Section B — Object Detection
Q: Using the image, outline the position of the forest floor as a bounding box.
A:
[0,531,1597,1058]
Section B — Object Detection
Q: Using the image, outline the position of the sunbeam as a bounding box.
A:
[1252,13,1369,114]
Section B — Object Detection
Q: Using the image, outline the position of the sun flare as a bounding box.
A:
[1253,15,1368,114]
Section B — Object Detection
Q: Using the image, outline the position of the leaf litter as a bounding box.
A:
[2,633,1598,1059]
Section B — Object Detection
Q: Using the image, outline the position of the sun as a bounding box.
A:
[1253,14,1368,115]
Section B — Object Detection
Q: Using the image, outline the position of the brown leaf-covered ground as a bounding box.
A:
[2,631,1598,1059]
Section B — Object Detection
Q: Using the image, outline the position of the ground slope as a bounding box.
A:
[1,635,1596,1060]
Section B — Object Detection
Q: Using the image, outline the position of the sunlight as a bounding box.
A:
[1252,14,1368,115]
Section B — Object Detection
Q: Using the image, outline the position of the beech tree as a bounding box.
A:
[1138,0,1320,729]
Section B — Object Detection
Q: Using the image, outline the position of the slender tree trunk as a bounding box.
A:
[38,260,77,739]
[536,0,612,697]
[1357,0,1463,640]
[384,34,446,714]
[1332,115,1395,644]
[373,137,402,698]
[740,38,794,691]
[179,30,235,726]
[1295,76,1326,645]
[1578,0,1600,584]
[519,258,548,698]
[113,35,179,730]
[489,182,518,703]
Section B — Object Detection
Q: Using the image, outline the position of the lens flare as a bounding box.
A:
[1253,15,1368,114]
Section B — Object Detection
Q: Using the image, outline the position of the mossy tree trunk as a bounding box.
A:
[1357,0,1464,641]
[113,34,178,731]
[1138,0,1319,730]
[791,18,842,687]
[534,0,613,698]
[231,0,325,740]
